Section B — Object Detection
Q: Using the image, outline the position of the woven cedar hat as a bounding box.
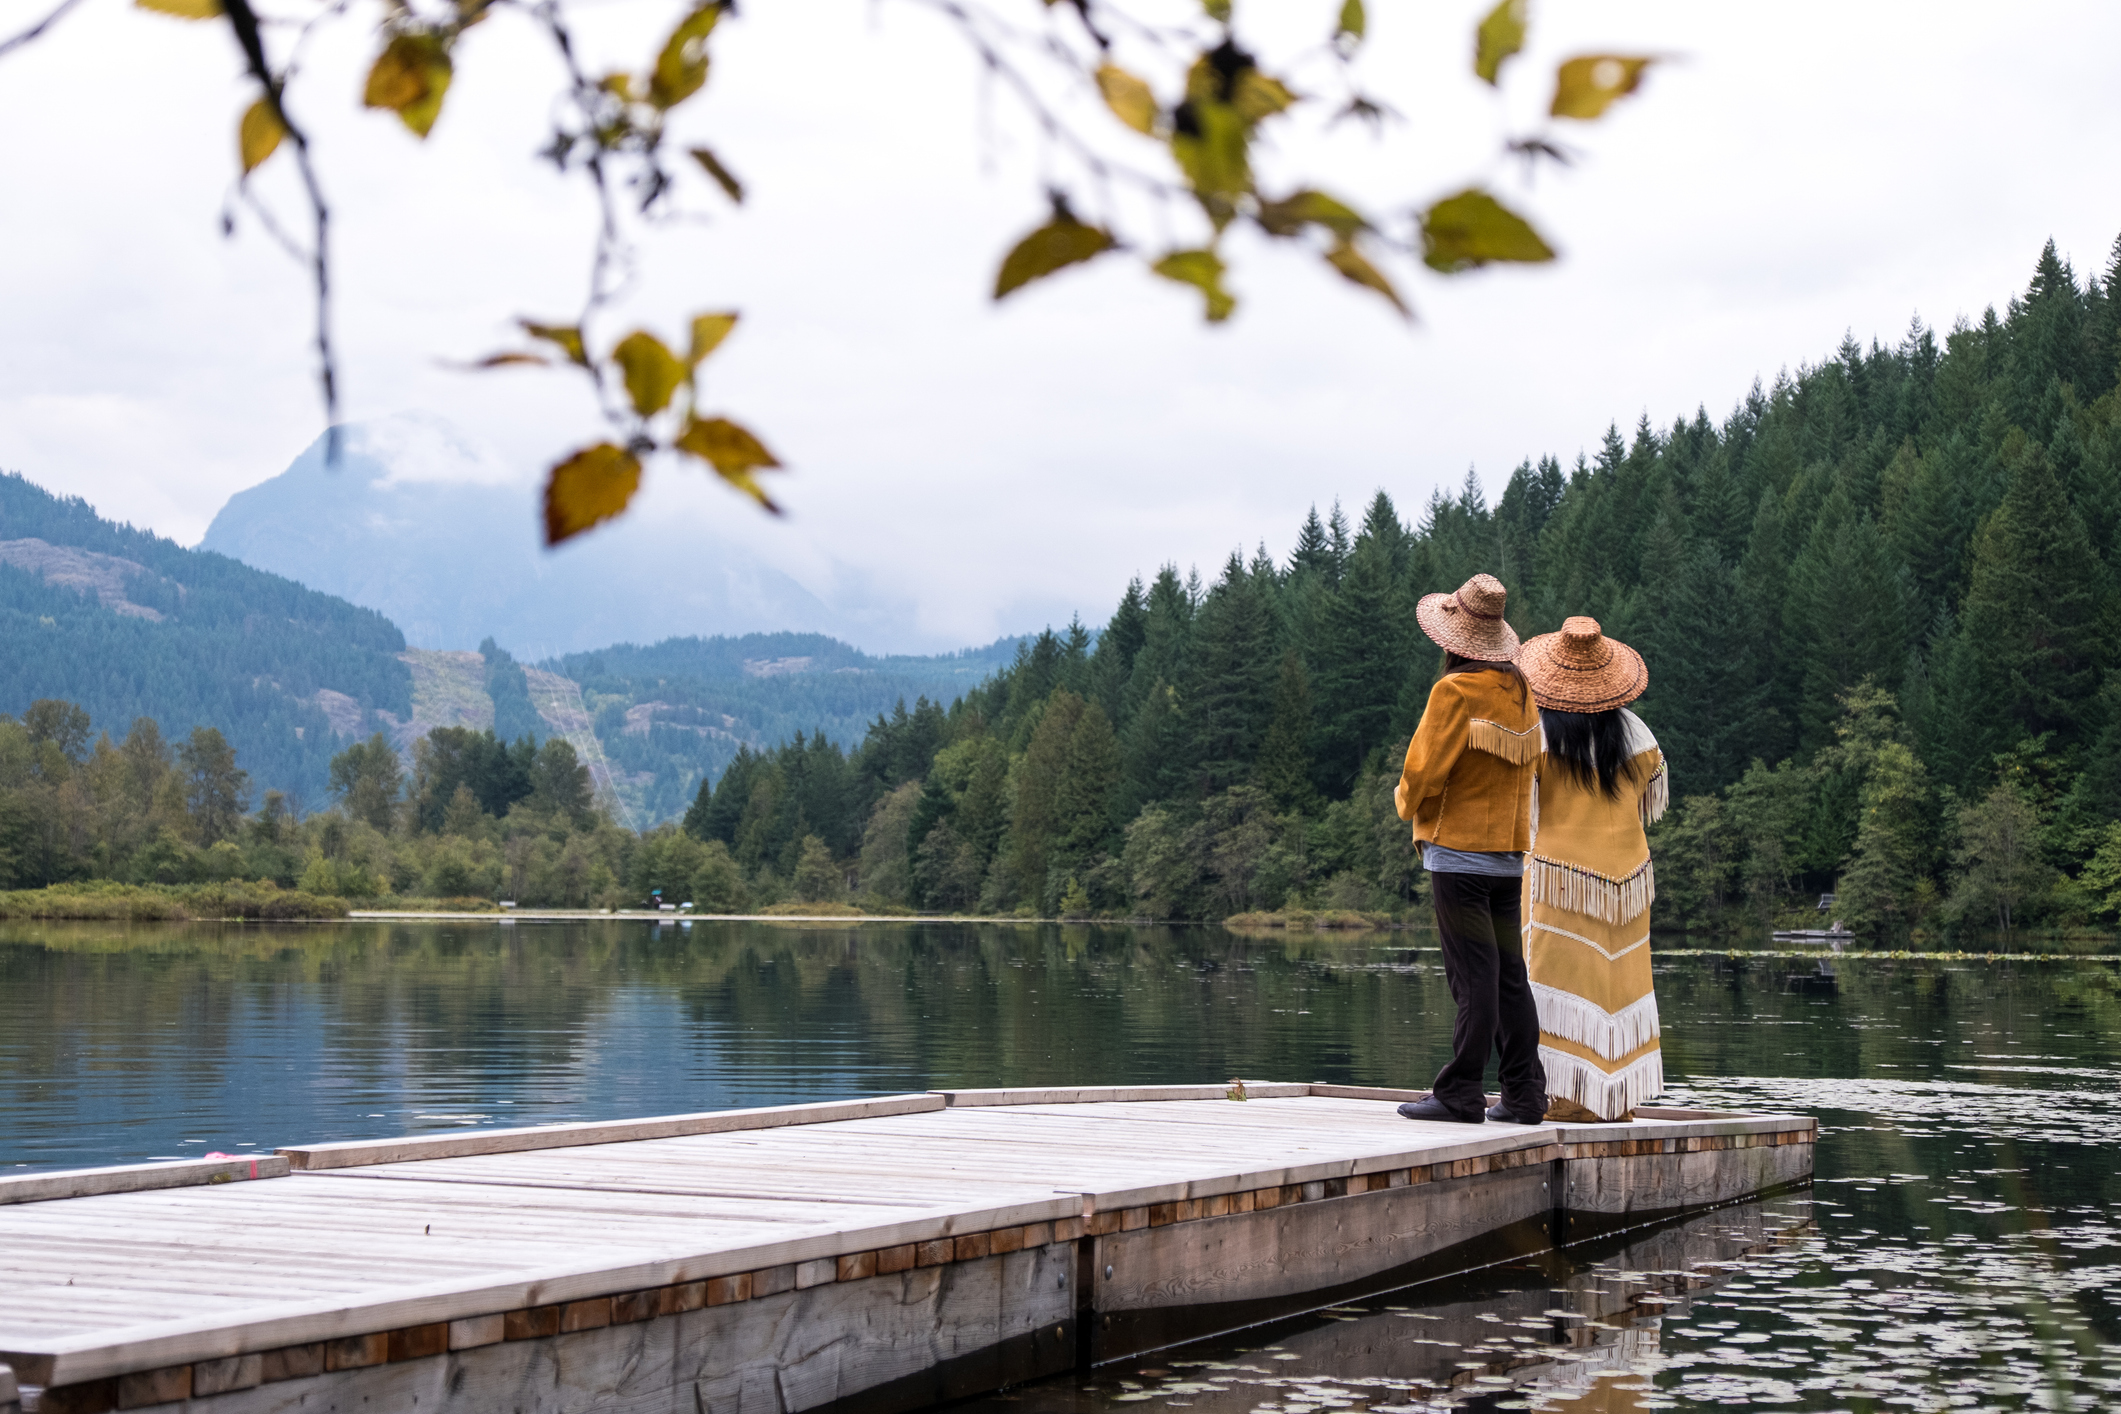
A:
[1415,573,1520,662]
[1517,616,1647,712]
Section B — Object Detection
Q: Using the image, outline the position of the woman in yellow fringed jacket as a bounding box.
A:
[1515,616,1668,1121]
[1392,573,1546,1127]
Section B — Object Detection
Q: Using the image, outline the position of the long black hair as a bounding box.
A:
[1441,651,1529,707]
[1541,707,1634,800]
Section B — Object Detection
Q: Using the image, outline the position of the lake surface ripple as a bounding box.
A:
[1,920,2115,1411]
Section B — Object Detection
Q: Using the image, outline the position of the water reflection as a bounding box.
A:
[0,921,2116,1410]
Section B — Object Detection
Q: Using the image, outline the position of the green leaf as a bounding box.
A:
[363,33,453,138]
[1230,69,1296,123]
[688,147,744,203]
[649,2,722,109]
[1171,102,1251,208]
[675,416,784,511]
[1324,241,1409,318]
[134,0,219,19]
[1419,188,1556,272]
[1335,0,1365,45]
[1095,64,1158,135]
[1254,189,1366,241]
[1551,55,1653,119]
[519,321,589,367]
[612,331,688,416]
[689,312,738,366]
[1152,249,1236,323]
[1201,0,1231,21]
[994,213,1116,300]
[544,443,642,546]
[238,98,283,175]
[1474,0,1527,86]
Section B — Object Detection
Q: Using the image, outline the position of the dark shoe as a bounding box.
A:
[1398,1095,1482,1124]
[1485,1101,1542,1124]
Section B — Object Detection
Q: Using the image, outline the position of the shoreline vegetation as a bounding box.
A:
[0,883,2113,957]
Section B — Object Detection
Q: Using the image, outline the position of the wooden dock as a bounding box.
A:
[0,1085,1814,1414]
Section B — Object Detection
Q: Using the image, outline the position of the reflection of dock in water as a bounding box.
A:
[966,1198,1811,1414]
[0,1087,1812,1414]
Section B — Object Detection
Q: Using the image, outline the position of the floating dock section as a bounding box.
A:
[0,1085,1814,1414]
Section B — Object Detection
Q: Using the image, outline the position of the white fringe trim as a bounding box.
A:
[1469,718,1539,764]
[1523,919,1649,962]
[1539,1044,1665,1121]
[1641,757,1669,827]
[1526,855,1655,925]
[1533,984,1661,1061]
[1529,774,1539,848]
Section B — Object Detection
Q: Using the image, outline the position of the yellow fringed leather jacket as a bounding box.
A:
[1393,666,1538,852]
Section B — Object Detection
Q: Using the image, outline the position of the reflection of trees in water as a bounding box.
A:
[5,925,2116,1175]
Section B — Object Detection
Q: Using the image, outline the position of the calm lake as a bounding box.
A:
[1,919,2116,1411]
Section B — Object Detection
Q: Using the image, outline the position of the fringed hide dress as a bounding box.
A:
[1523,709,1669,1120]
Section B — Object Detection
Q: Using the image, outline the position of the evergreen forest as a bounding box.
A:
[0,474,412,803]
[664,235,2121,935]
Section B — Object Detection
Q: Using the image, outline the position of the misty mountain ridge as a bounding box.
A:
[199,413,946,660]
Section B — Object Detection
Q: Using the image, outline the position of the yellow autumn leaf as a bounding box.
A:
[134,0,219,19]
[1254,189,1366,241]
[689,313,739,366]
[1420,188,1556,273]
[1325,241,1409,318]
[363,33,453,138]
[463,352,548,368]
[688,147,744,203]
[1551,55,1653,120]
[544,443,642,546]
[519,321,589,367]
[1096,64,1158,135]
[994,214,1117,300]
[1152,249,1236,323]
[238,98,283,175]
[611,331,688,416]
[1474,0,1527,86]
[649,2,722,109]
[1201,0,1231,21]
[675,416,784,511]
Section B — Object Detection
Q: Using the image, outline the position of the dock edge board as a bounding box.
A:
[0,1157,288,1208]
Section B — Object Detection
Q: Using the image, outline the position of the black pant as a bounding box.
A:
[1428,871,1547,1121]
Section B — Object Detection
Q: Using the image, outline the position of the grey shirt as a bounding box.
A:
[1420,844,1525,877]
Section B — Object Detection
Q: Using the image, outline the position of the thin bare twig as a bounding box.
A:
[0,0,86,59]
[221,0,340,458]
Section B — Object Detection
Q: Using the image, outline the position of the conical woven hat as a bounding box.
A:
[1518,616,1647,712]
[1414,573,1520,662]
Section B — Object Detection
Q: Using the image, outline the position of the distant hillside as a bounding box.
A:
[199,414,938,659]
[0,472,412,803]
[543,632,1028,823]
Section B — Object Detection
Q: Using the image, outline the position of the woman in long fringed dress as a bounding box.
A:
[1515,617,1669,1122]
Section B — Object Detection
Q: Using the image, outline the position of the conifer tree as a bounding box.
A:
[1089,578,1149,726]
[1310,530,1406,798]
[1959,439,2104,741]
[2006,241,2090,438]
[1255,651,1318,813]
[1187,554,1278,792]
[1784,490,1911,751]
[1289,508,1335,581]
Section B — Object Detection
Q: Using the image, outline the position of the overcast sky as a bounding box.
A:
[2,0,2118,652]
